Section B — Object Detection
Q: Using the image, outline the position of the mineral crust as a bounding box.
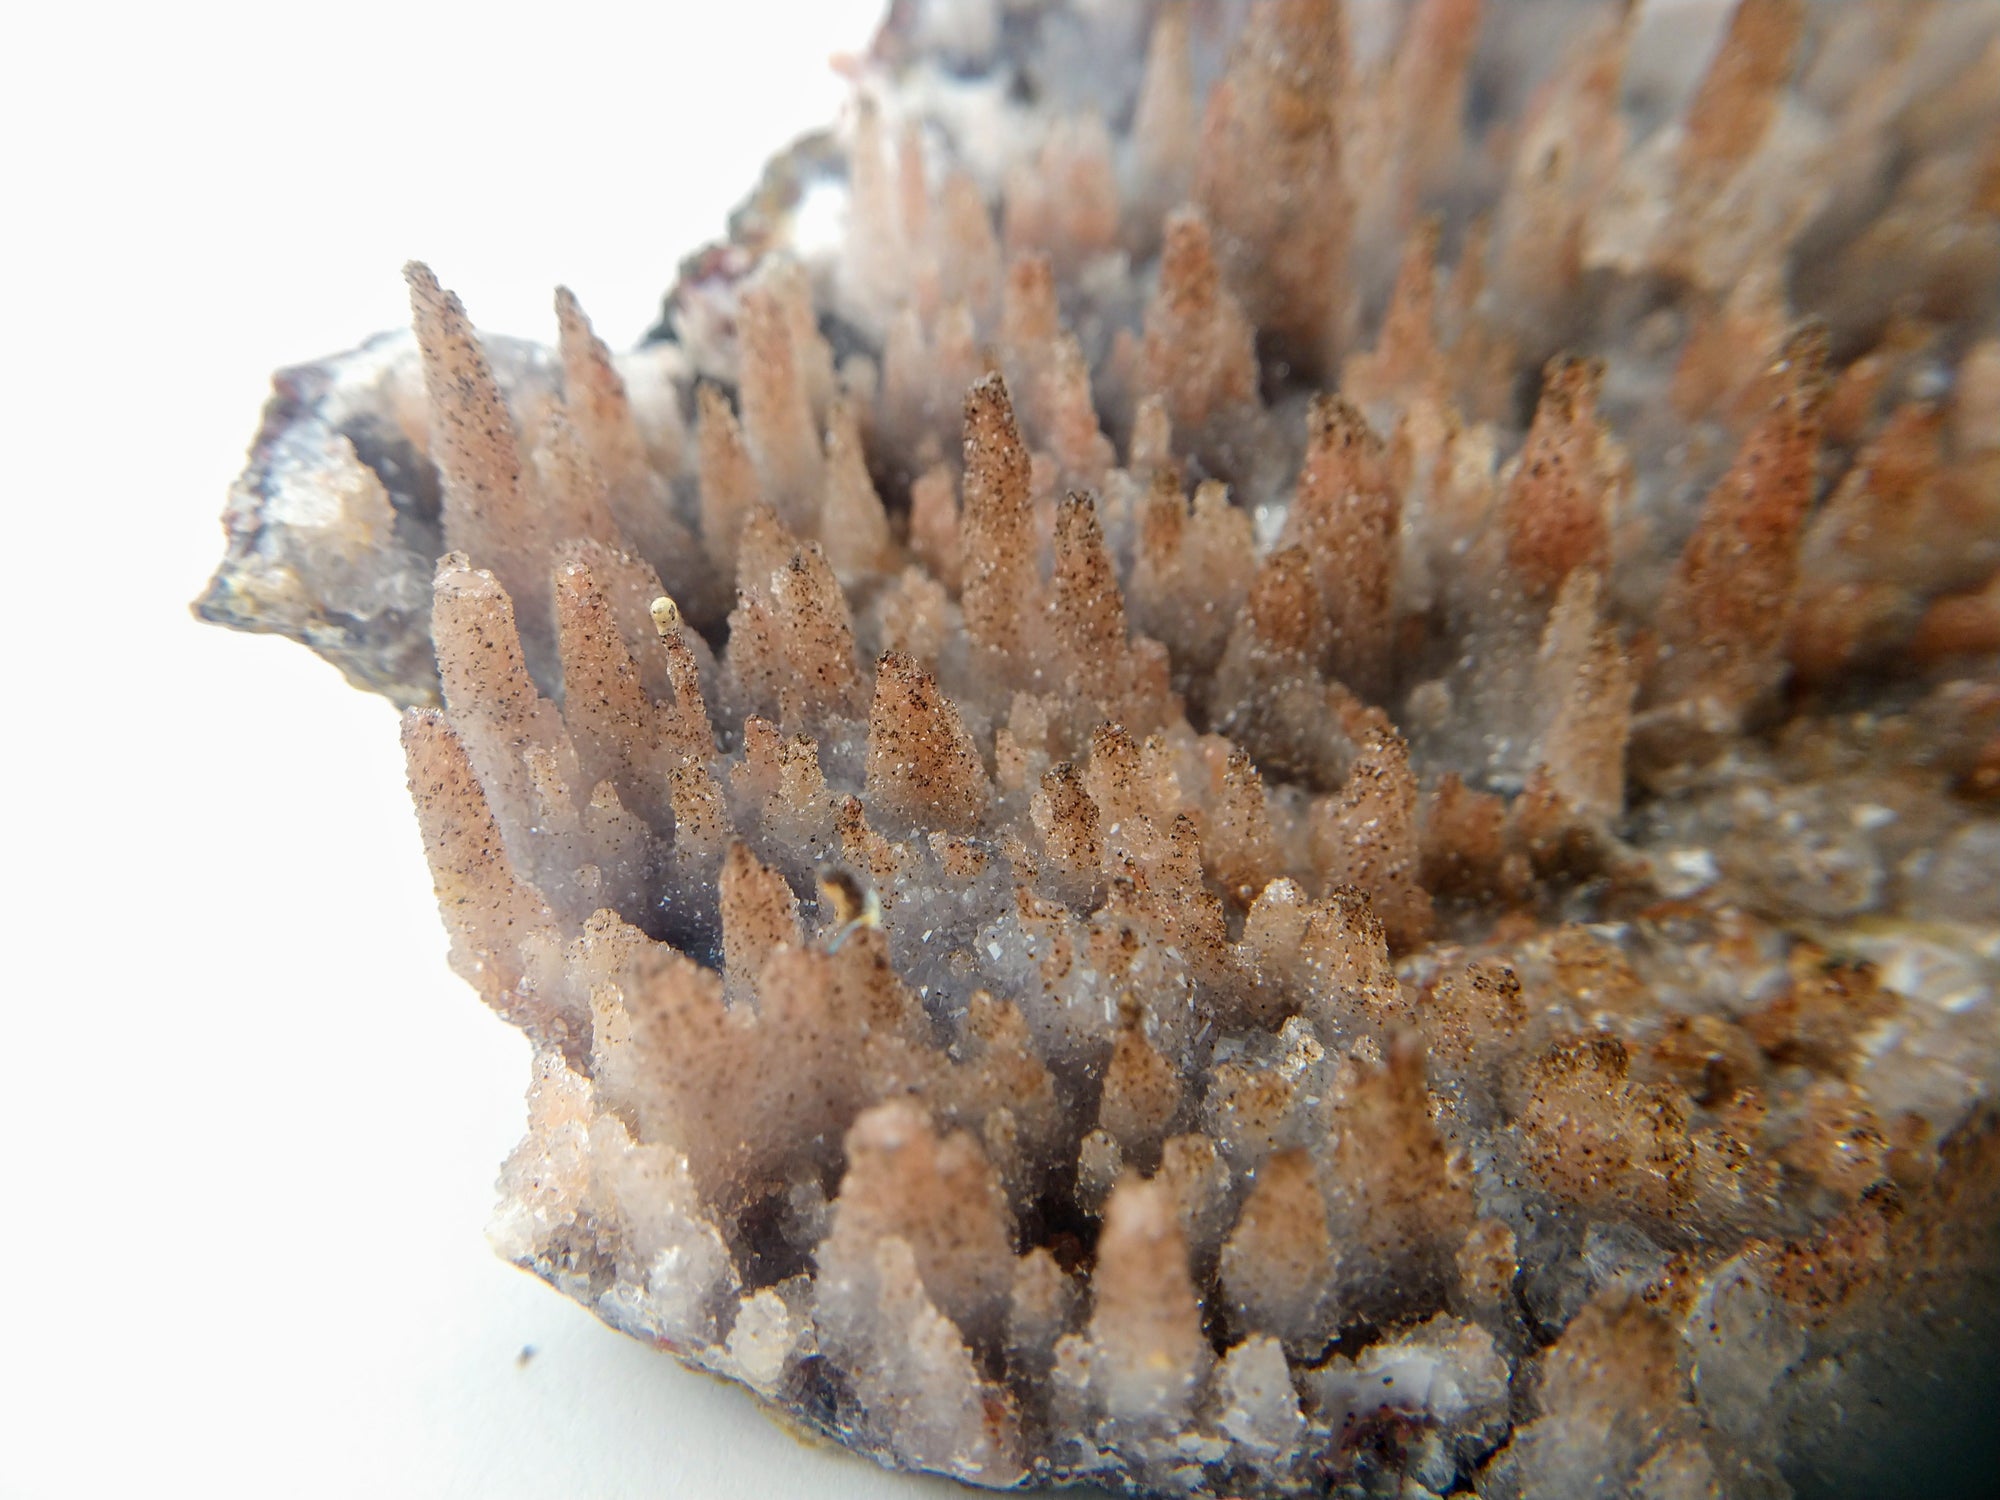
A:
[200,2,2000,1496]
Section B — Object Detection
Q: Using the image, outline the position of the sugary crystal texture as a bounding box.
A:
[201,2,2000,1494]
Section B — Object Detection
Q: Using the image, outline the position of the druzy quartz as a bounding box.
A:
[199,2,2000,1495]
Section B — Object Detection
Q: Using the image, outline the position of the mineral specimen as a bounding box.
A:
[198,1,2000,1495]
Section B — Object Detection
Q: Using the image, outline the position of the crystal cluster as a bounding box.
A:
[199,1,2000,1495]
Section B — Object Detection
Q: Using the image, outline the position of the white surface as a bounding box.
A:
[0,4,983,1495]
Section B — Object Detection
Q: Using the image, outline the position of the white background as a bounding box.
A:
[0,3,989,1495]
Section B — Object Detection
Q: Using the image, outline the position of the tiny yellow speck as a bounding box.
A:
[817,864,882,950]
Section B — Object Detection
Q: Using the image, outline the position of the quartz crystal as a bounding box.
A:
[198,2,2000,1494]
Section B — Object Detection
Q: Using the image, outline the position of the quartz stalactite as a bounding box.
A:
[202,2,2000,1496]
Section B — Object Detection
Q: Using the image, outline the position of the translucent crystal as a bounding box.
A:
[201,1,2000,1494]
